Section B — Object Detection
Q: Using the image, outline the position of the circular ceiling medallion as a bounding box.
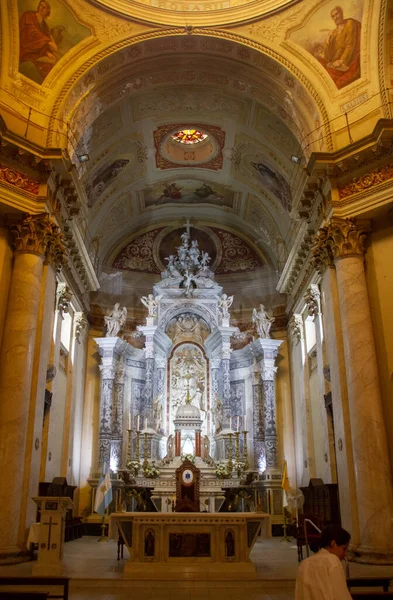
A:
[89,0,298,27]
[171,129,208,145]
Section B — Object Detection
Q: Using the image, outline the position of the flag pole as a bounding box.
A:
[281,459,291,542]
[98,507,109,542]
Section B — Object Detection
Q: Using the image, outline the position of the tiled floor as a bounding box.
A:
[1,536,393,599]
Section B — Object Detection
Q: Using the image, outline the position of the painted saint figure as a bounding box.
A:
[314,6,361,89]
[19,0,60,82]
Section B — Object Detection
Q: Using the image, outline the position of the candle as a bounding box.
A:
[137,415,140,431]
[244,414,247,431]
[128,414,131,430]
[237,417,239,433]
[229,416,232,431]
[144,417,148,431]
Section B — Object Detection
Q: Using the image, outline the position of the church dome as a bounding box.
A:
[176,403,201,419]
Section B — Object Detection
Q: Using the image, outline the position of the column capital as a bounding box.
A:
[328,217,370,261]
[99,364,116,380]
[9,213,66,270]
[304,284,321,317]
[260,365,278,381]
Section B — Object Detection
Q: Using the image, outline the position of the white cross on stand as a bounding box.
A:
[183,219,192,236]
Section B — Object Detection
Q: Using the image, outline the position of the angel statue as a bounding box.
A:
[252,303,275,338]
[140,293,158,317]
[104,303,127,337]
[218,293,234,320]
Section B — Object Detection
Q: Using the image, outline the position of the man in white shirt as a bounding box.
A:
[295,524,352,600]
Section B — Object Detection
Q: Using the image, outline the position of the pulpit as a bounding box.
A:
[32,496,74,575]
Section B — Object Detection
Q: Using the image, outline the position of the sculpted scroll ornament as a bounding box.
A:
[312,226,333,274]
[304,285,321,317]
[57,283,72,314]
[288,314,303,344]
[74,313,88,342]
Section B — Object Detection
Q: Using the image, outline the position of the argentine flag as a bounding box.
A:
[94,462,113,516]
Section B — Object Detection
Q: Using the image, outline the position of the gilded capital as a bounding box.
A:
[9,213,67,270]
[9,213,50,257]
[327,218,370,260]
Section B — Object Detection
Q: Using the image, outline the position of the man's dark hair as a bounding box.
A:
[321,524,350,547]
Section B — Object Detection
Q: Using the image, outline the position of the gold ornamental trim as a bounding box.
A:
[338,164,393,199]
[0,165,40,195]
[88,0,299,27]
[312,217,370,273]
[10,213,67,270]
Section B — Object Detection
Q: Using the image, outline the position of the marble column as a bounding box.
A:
[252,373,264,471]
[94,337,127,471]
[221,337,232,428]
[0,214,65,556]
[305,284,335,483]
[111,363,125,471]
[254,338,282,475]
[313,233,360,542]
[327,218,393,560]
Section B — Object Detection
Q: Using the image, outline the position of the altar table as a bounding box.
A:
[109,511,270,579]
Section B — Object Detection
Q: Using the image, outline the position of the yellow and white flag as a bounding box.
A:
[281,460,290,508]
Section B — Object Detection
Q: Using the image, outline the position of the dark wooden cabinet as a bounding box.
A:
[300,478,341,525]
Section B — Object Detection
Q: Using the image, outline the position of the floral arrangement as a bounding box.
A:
[143,462,160,478]
[215,462,231,479]
[233,460,246,476]
[181,454,195,464]
[126,460,141,476]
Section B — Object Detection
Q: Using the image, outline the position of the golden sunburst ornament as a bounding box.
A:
[171,129,208,144]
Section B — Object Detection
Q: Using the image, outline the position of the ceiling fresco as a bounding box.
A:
[140,179,235,210]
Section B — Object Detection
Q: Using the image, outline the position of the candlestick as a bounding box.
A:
[243,430,249,471]
[136,431,141,464]
[137,415,140,432]
[235,431,240,463]
[143,432,148,469]
[127,428,132,463]
[227,432,233,473]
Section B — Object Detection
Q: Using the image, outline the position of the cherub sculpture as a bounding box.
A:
[140,293,158,317]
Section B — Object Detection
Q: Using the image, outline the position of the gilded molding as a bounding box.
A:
[338,163,393,199]
[0,165,40,195]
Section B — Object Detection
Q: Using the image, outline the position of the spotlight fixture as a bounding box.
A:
[77,153,90,163]
[291,155,301,164]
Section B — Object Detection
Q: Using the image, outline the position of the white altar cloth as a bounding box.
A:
[110,511,270,579]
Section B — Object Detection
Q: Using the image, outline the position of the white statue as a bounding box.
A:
[141,293,158,317]
[218,294,234,319]
[213,394,223,433]
[189,239,200,266]
[104,303,127,337]
[252,303,275,338]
